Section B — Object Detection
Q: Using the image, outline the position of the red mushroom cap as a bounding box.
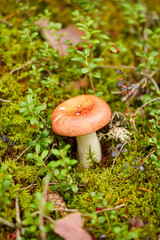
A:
[51,95,111,137]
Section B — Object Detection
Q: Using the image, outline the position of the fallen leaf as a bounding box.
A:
[69,77,88,90]
[54,212,92,240]
[128,215,145,228]
[37,19,83,56]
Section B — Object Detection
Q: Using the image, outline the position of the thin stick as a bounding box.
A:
[18,182,57,191]
[15,197,21,240]
[97,65,136,70]
[0,19,13,26]
[138,187,152,193]
[111,141,130,171]
[0,217,16,228]
[149,77,159,91]
[8,61,32,75]
[16,136,40,160]
[141,71,159,91]
[145,149,157,159]
[94,204,125,213]
[39,177,50,240]
[0,98,10,103]
[133,97,160,131]
[0,61,32,82]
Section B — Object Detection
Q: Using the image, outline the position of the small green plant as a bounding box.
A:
[70,12,110,92]
[48,144,78,194]
[20,88,47,126]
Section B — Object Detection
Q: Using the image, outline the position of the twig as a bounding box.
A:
[39,177,50,240]
[0,61,32,82]
[31,208,78,217]
[51,208,78,212]
[141,71,159,91]
[94,204,125,213]
[97,65,136,70]
[0,19,13,26]
[16,135,40,160]
[138,187,152,193]
[44,143,56,162]
[145,149,157,159]
[0,217,16,228]
[133,97,160,131]
[111,141,130,171]
[149,77,159,91]
[0,98,10,103]
[15,197,21,240]
[18,182,57,191]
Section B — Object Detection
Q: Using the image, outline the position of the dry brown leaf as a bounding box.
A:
[54,212,92,240]
[69,77,88,90]
[44,191,68,215]
[128,215,145,228]
[37,19,83,56]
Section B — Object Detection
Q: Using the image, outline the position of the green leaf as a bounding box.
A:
[98,216,106,223]
[93,72,101,78]
[84,49,90,56]
[30,116,37,125]
[109,46,117,53]
[71,184,78,193]
[71,57,84,62]
[27,153,34,159]
[127,231,138,239]
[0,164,8,172]
[20,107,29,113]
[61,184,70,192]
[35,105,46,111]
[2,180,11,193]
[19,101,27,107]
[36,144,41,155]
[90,39,100,44]
[90,30,101,34]
[60,169,67,175]
[31,32,38,39]
[51,184,59,191]
[67,159,78,166]
[87,20,94,27]
[92,58,104,62]
[151,154,157,162]
[51,149,61,157]
[89,62,96,70]
[28,141,37,147]
[76,23,85,27]
[27,95,33,104]
[47,161,57,169]
[82,68,89,73]
[101,34,110,40]
[90,192,96,197]
[41,150,49,159]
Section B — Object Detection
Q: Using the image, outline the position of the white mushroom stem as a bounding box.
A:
[76,132,102,168]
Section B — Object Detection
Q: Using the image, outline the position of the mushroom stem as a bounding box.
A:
[76,132,102,168]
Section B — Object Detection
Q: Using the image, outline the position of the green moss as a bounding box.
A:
[0,0,159,239]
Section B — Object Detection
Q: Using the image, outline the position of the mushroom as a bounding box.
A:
[51,95,111,168]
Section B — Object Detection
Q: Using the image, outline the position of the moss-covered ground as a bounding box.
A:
[0,0,160,239]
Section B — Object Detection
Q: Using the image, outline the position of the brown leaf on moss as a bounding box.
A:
[69,77,88,90]
[44,191,68,215]
[128,215,145,228]
[37,19,83,56]
[54,212,92,240]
